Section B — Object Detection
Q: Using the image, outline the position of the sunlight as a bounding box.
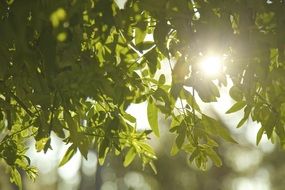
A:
[199,55,223,76]
[126,102,149,130]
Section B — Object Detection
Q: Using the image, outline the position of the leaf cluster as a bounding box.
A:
[1,0,285,188]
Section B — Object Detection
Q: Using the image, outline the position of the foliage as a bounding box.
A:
[0,0,285,188]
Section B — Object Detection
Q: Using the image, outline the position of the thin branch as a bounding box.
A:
[192,85,196,126]
[166,53,197,145]
[6,95,12,130]
[255,92,277,113]
[98,88,113,110]
[49,91,57,135]
[0,123,34,145]
[83,132,121,139]
[9,91,34,117]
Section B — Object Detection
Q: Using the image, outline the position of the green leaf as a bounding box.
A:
[139,142,157,159]
[175,132,186,149]
[226,101,246,114]
[64,111,78,139]
[123,147,136,167]
[181,88,201,113]
[59,145,77,167]
[147,101,159,137]
[158,74,166,85]
[256,127,264,145]
[170,83,183,100]
[154,88,171,112]
[135,27,147,45]
[170,116,182,132]
[170,141,179,156]
[189,148,199,163]
[195,80,220,102]
[153,20,170,56]
[123,112,136,123]
[236,105,251,128]
[35,137,50,152]
[236,117,248,128]
[144,48,159,74]
[52,118,66,138]
[78,138,89,159]
[264,114,276,139]
[205,148,222,167]
[25,167,38,181]
[229,86,243,101]
[183,143,195,153]
[98,139,109,165]
[208,138,219,147]
[149,161,157,174]
[202,114,237,143]
[10,168,22,190]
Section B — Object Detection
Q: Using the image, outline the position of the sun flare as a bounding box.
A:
[200,55,223,76]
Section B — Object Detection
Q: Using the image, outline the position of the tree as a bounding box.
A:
[0,0,285,188]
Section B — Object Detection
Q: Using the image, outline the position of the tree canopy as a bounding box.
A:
[1,0,285,188]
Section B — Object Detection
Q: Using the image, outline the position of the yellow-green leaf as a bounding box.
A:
[147,101,159,137]
[59,145,76,167]
[149,161,157,174]
[256,127,264,145]
[35,137,50,152]
[123,147,136,167]
[205,148,222,167]
[226,101,246,114]
[10,168,22,190]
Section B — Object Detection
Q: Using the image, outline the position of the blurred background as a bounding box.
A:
[1,0,284,189]
[0,83,284,190]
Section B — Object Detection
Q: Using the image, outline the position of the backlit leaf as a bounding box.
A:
[59,145,77,167]
[10,168,22,190]
[123,147,136,167]
[226,101,246,114]
[147,101,159,137]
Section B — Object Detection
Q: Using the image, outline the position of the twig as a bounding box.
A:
[255,92,277,113]
[166,53,197,145]
[49,91,57,134]
[9,91,34,117]
[0,124,34,145]
[98,88,113,110]
[6,95,12,130]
